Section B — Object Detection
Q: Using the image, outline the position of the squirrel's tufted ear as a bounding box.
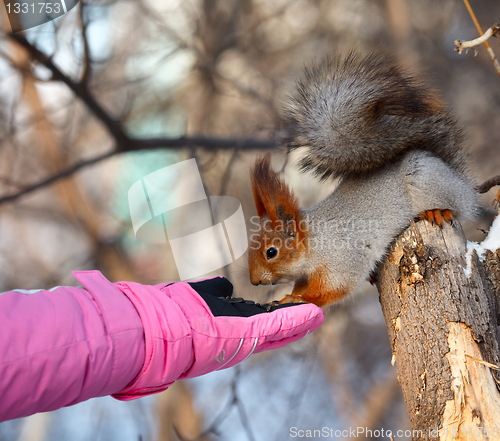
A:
[251,159,268,218]
[250,154,300,225]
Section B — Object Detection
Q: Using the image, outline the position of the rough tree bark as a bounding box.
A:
[377,219,500,439]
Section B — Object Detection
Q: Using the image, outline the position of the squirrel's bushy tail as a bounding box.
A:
[282,52,466,180]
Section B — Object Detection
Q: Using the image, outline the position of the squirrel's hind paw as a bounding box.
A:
[418,209,454,227]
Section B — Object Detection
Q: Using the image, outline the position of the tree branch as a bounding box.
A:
[476,175,500,194]
[78,1,92,85]
[454,22,500,54]
[1,34,278,205]
[377,219,500,437]
[0,135,277,206]
[457,0,500,78]
[7,33,131,148]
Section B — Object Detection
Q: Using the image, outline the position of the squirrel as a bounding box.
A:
[248,52,479,307]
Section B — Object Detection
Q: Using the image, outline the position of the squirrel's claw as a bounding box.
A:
[277,294,306,304]
[368,271,378,285]
[419,209,454,227]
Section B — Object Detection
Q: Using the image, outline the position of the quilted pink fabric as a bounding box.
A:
[0,270,324,421]
[0,271,144,422]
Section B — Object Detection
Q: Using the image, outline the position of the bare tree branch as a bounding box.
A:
[78,1,92,85]
[8,32,131,147]
[1,33,278,206]
[0,134,277,206]
[0,150,116,205]
[459,0,500,78]
[454,22,500,54]
[476,175,500,194]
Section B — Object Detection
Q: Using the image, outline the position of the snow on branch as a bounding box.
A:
[465,216,500,278]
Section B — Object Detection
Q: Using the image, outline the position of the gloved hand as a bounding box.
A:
[107,275,324,400]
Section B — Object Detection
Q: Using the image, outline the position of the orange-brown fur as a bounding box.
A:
[249,156,351,307]
[278,267,348,307]
[251,155,302,236]
[249,154,310,290]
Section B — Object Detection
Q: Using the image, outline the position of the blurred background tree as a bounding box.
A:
[1,0,500,440]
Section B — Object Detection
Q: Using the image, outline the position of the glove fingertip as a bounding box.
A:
[277,302,325,325]
[252,302,324,346]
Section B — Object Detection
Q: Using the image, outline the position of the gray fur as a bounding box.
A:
[299,151,479,294]
[283,52,468,180]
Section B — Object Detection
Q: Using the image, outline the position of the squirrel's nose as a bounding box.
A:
[250,277,261,286]
[250,273,266,286]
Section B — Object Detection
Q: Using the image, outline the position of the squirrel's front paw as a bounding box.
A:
[278,294,307,304]
[418,209,454,227]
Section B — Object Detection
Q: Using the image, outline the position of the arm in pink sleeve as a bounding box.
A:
[0,271,145,422]
[0,270,324,421]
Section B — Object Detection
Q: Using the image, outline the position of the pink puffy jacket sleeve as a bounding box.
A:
[0,270,324,422]
[0,271,145,422]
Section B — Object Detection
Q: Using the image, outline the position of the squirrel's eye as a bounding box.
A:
[266,247,278,260]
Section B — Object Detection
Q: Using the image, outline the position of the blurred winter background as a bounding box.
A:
[1,0,500,440]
